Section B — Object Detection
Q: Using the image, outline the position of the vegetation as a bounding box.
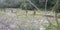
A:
[0,0,59,10]
[0,0,60,30]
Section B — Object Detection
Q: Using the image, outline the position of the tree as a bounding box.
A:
[46,0,60,30]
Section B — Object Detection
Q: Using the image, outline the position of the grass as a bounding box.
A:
[0,9,59,30]
[0,11,5,17]
[16,10,43,21]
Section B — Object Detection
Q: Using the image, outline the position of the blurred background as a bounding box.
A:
[0,0,60,30]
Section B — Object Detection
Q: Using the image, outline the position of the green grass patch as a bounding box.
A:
[0,12,5,17]
[16,10,43,21]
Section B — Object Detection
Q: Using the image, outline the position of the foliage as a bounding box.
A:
[0,0,58,11]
